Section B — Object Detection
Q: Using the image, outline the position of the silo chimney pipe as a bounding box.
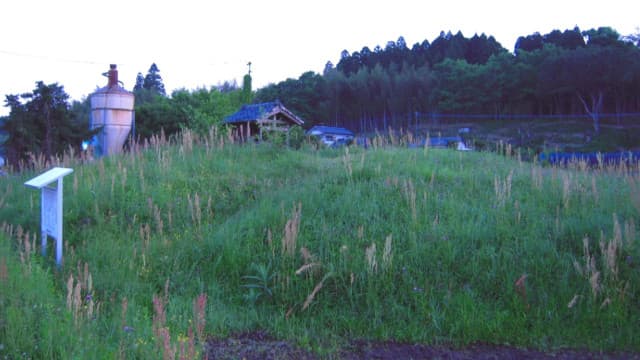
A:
[107,64,118,88]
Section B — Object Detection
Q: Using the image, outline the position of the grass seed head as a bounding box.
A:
[282,203,301,257]
[366,242,377,273]
[382,234,393,269]
[568,294,580,308]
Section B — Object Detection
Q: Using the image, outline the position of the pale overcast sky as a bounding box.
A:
[0,0,637,116]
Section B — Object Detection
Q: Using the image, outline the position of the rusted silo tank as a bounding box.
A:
[90,64,134,156]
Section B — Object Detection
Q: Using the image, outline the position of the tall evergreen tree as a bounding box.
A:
[543,27,585,49]
[143,63,166,96]
[133,72,145,92]
[323,61,334,75]
[242,62,253,104]
[465,34,506,64]
[515,33,544,53]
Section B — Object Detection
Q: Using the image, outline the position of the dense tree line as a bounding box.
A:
[255,27,640,134]
[0,64,248,168]
[133,63,248,139]
[0,82,96,168]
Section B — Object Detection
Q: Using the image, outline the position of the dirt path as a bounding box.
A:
[204,332,639,359]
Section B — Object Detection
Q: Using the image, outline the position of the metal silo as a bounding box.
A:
[90,64,134,156]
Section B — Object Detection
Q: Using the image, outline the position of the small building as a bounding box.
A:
[408,135,472,151]
[306,125,355,147]
[224,101,304,140]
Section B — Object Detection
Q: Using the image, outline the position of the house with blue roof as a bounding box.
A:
[306,125,355,147]
[224,101,304,140]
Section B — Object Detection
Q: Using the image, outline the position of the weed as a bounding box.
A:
[242,262,276,304]
[382,234,392,270]
[301,272,333,311]
[187,192,202,228]
[365,242,377,273]
[494,170,513,207]
[282,203,301,257]
[514,274,529,310]
[193,293,207,343]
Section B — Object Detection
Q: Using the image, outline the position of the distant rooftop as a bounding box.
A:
[224,101,304,125]
[224,102,280,123]
[307,125,355,137]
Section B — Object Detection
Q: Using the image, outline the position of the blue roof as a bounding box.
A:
[306,125,354,137]
[224,102,280,124]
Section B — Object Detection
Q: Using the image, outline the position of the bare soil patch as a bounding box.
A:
[204,331,639,359]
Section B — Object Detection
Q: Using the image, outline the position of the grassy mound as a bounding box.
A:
[1,131,639,358]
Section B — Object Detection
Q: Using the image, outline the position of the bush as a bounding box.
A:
[287,126,306,149]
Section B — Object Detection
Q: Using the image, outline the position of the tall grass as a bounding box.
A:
[0,130,638,358]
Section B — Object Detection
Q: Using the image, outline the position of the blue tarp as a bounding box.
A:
[539,151,640,166]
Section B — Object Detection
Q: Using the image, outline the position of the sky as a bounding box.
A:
[0,0,638,116]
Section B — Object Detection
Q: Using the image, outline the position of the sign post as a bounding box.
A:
[24,167,74,266]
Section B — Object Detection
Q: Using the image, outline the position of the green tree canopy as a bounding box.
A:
[583,27,621,47]
[1,82,96,168]
[257,26,640,133]
[515,33,544,53]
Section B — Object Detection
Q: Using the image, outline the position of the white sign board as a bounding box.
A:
[42,187,58,236]
[24,167,74,189]
[25,167,73,266]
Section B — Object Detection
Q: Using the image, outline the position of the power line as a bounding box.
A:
[0,49,253,69]
[0,49,104,65]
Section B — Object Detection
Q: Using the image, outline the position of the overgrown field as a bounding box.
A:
[412,117,640,154]
[1,131,639,358]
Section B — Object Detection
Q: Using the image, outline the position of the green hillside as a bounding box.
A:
[1,131,639,358]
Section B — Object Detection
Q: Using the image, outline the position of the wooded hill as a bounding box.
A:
[2,27,639,168]
[255,27,640,134]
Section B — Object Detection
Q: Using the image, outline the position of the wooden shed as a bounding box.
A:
[224,101,304,141]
